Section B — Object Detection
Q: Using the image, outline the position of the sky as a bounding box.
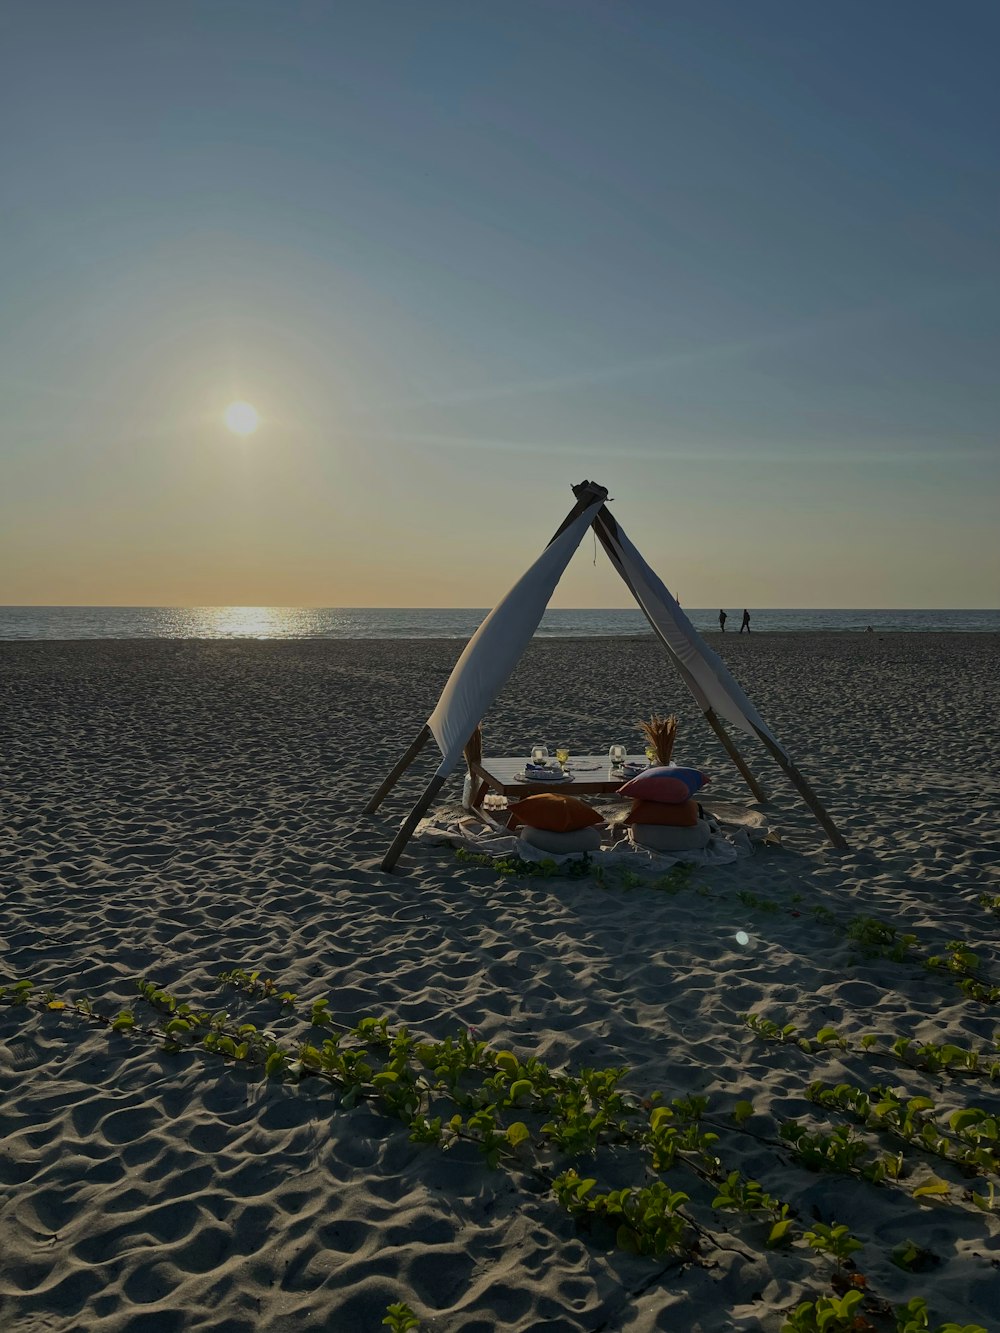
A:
[2,0,998,609]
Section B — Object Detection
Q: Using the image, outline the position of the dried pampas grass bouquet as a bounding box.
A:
[639,713,678,766]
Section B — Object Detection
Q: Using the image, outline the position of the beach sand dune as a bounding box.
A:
[1,634,998,1331]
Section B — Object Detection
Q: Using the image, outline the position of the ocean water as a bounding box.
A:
[0,607,997,641]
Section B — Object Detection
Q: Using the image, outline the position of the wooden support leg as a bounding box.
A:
[364,725,432,815]
[753,727,848,849]
[381,773,448,872]
[703,709,768,803]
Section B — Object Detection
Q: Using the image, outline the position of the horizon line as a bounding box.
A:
[1,604,997,614]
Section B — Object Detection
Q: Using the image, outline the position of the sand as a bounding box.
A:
[0,633,998,1332]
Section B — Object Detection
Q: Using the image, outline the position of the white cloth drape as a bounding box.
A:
[427,498,605,776]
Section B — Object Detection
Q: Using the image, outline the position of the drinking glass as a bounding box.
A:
[530,745,549,765]
[609,744,626,770]
[555,745,570,771]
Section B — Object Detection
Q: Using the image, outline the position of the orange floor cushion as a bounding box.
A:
[507,793,605,833]
[624,798,699,828]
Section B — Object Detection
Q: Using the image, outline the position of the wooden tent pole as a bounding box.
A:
[381,773,448,872]
[751,726,848,849]
[703,709,769,803]
[363,724,432,815]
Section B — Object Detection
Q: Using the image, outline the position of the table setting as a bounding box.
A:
[517,761,574,783]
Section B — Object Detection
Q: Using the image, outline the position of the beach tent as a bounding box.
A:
[366,480,846,870]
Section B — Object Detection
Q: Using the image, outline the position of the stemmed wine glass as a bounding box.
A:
[555,744,570,772]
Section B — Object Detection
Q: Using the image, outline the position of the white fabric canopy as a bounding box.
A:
[427,496,605,775]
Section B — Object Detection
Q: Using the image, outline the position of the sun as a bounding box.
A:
[223,401,260,436]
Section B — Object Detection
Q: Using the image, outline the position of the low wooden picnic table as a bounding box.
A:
[467,754,649,810]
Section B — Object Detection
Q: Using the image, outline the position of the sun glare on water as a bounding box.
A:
[224,401,260,436]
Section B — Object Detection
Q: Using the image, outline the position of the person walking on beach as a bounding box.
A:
[740,608,751,634]
[718,609,727,633]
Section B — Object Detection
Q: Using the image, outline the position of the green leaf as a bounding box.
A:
[907,1097,934,1114]
[913,1176,950,1198]
[837,1290,863,1315]
[111,1011,135,1031]
[815,1026,839,1043]
[732,1100,754,1125]
[495,1051,519,1076]
[649,1105,673,1131]
[506,1121,531,1149]
[766,1218,794,1248]
[950,1108,985,1133]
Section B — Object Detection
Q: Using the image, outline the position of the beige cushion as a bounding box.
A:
[628,820,712,852]
[518,825,603,855]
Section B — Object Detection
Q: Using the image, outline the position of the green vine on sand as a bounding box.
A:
[0,974,991,1332]
[742,1012,999,1213]
[742,1012,1000,1082]
[0,973,820,1267]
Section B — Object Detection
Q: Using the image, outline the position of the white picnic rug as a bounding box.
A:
[416,803,777,872]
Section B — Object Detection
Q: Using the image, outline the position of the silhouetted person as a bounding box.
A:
[719,609,727,633]
[740,608,751,634]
